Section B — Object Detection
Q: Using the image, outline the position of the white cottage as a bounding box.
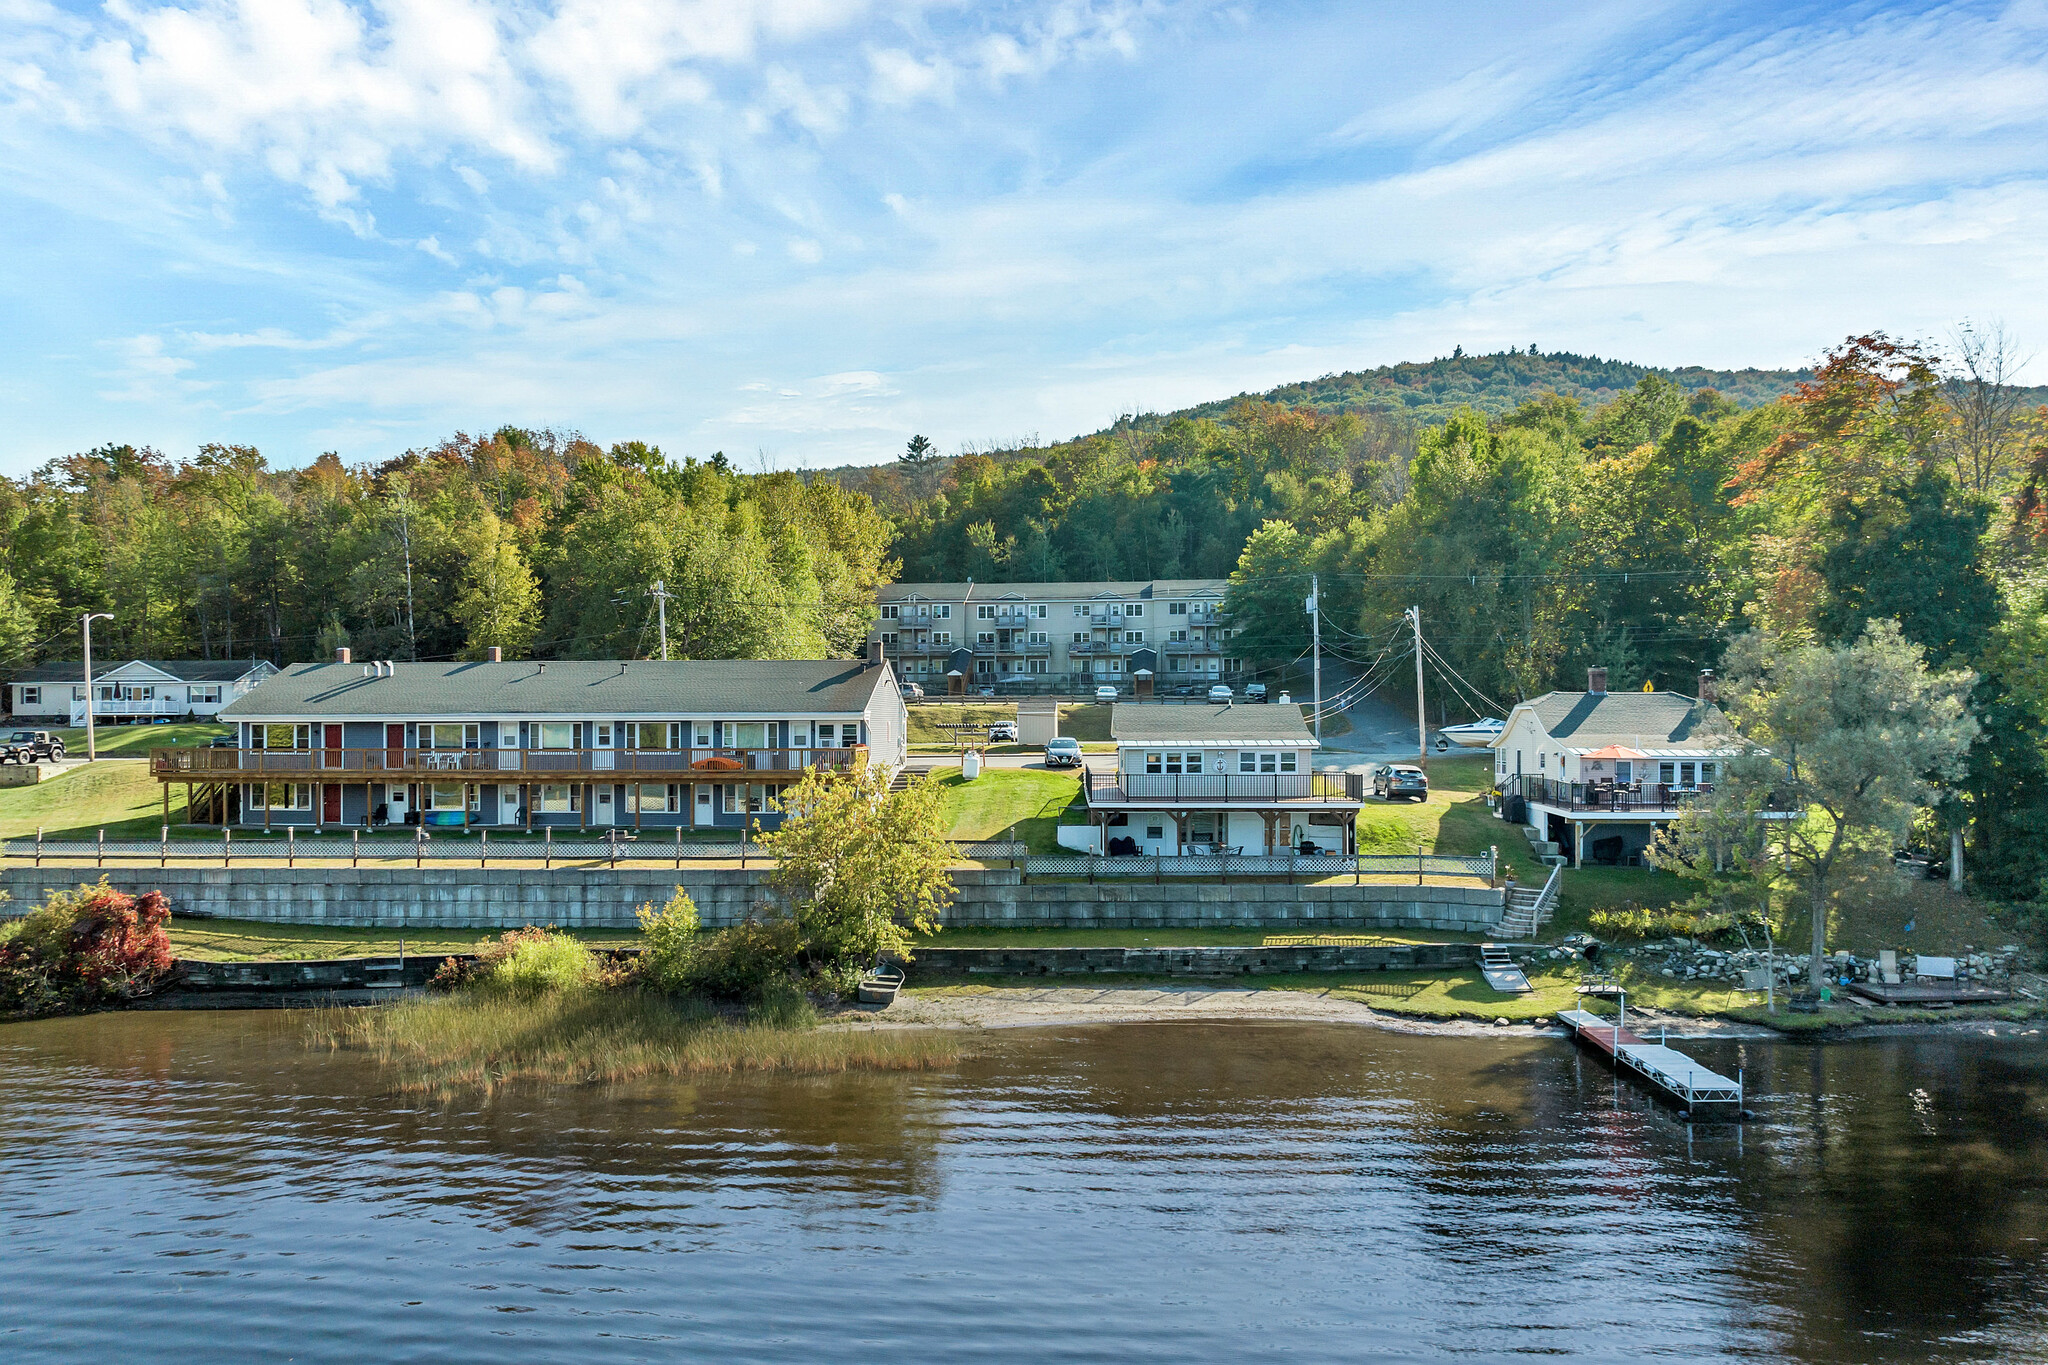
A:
[7,658,277,725]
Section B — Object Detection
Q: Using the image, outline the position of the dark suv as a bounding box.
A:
[1371,763,1429,801]
[0,730,66,764]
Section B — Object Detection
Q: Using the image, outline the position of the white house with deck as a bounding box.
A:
[7,658,277,725]
[1078,703,1364,856]
[1490,667,1739,867]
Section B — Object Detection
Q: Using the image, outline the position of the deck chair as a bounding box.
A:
[1879,949,1901,986]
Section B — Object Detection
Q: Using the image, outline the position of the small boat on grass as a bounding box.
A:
[1439,717,1505,747]
[857,961,906,1007]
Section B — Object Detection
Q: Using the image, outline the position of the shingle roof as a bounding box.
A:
[9,658,272,683]
[1112,703,1315,745]
[220,660,895,719]
[883,578,1228,601]
[1518,690,1718,748]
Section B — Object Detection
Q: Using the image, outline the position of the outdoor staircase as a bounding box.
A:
[1479,943,1533,994]
[1498,863,1563,940]
[1519,822,1566,866]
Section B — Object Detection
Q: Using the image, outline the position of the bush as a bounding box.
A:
[686,916,801,1000]
[636,887,700,993]
[746,975,818,1029]
[1587,902,1738,942]
[0,878,174,1019]
[432,926,599,996]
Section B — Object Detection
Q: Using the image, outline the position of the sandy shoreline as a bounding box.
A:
[826,983,2044,1044]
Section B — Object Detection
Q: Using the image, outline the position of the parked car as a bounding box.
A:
[900,682,925,700]
[1044,736,1084,768]
[1372,763,1430,801]
[1169,683,1200,697]
[0,730,65,764]
[988,720,1019,742]
[1207,684,1233,703]
[1093,685,1118,701]
[976,685,996,697]
[1245,683,1268,703]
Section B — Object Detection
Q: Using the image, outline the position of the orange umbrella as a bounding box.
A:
[1582,744,1647,760]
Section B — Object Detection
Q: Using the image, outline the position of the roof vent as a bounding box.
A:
[1588,666,1608,695]
[487,646,502,663]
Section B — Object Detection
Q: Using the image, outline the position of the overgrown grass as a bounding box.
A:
[905,703,1017,746]
[929,766,1083,852]
[319,988,963,1094]
[1055,703,1113,742]
[0,761,191,839]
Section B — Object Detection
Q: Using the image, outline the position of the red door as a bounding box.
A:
[322,785,342,822]
[324,724,343,771]
[385,724,404,770]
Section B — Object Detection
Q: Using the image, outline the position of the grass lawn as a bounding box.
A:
[169,918,643,961]
[905,703,1017,747]
[48,722,231,755]
[0,761,192,839]
[1056,704,1112,741]
[929,765,1082,852]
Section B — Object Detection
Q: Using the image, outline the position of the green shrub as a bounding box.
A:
[636,887,700,993]
[484,931,599,994]
[685,916,801,999]
[1587,902,1738,942]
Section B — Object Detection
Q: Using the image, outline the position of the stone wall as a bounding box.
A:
[0,865,1502,933]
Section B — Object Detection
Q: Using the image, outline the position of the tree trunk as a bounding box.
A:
[1809,881,1829,989]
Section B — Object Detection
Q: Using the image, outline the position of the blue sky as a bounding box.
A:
[3,0,2046,477]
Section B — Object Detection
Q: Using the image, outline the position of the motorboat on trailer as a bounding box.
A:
[1438,717,1505,748]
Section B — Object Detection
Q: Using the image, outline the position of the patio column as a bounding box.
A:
[1260,811,1278,855]
[1573,819,1583,868]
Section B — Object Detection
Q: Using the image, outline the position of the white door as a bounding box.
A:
[593,785,614,826]
[694,784,711,827]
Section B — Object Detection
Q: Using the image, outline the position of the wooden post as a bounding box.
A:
[544,826,552,871]
[160,823,168,869]
[352,829,359,868]
[480,828,488,869]
[675,825,682,871]
[97,827,105,869]
[162,783,170,830]
[579,784,587,832]
[287,826,295,869]
[223,826,230,868]
[35,826,42,868]
[524,784,532,833]
[415,826,423,869]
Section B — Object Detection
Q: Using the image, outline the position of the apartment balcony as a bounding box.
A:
[153,746,868,782]
[1068,640,1136,656]
[1162,639,1222,655]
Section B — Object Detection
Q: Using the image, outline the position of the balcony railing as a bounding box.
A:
[1162,639,1221,654]
[1086,769,1359,803]
[1509,774,1707,814]
[153,746,866,780]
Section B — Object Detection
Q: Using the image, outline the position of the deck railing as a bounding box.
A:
[151,746,865,780]
[1509,774,1708,814]
[1085,769,1359,803]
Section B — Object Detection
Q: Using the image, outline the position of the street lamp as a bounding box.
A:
[81,612,114,763]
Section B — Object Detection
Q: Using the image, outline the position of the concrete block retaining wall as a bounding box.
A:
[0,866,1502,933]
[910,943,1482,977]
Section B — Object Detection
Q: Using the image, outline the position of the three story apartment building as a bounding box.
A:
[875,580,1249,691]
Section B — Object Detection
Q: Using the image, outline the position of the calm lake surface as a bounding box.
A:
[4,1012,2047,1363]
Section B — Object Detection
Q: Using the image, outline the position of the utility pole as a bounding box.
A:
[1407,605,1426,767]
[649,580,673,661]
[82,612,114,763]
[1306,574,1322,739]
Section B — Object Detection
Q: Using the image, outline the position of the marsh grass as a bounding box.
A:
[319,988,960,1095]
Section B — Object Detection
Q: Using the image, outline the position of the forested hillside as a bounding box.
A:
[0,433,894,669]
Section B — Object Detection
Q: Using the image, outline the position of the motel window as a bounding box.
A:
[694,721,715,747]
[881,604,899,619]
[1074,605,1087,617]
[1032,604,1047,618]
[1029,631,1048,644]
[1169,602,1187,616]
[628,784,675,814]
[732,722,767,749]
[260,724,311,750]
[423,782,468,811]
[978,604,996,619]
[934,605,951,619]
[19,686,38,706]
[538,784,579,813]
[253,782,313,811]
[1029,659,1049,674]
[538,722,577,750]
[881,632,899,646]
[1124,630,1144,643]
[1125,604,1143,617]
[632,723,678,750]
[425,723,479,750]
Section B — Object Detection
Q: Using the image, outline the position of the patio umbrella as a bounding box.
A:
[1581,744,1647,760]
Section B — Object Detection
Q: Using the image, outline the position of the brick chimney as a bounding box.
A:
[1697,668,1717,703]
[487,646,502,662]
[1587,666,1608,695]
[335,646,351,663]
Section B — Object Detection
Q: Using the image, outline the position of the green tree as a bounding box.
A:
[452,511,542,659]
[755,762,954,968]
[1701,622,1978,980]
[1222,520,1311,664]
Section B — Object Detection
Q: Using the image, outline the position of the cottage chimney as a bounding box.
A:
[335,646,351,664]
[1588,666,1608,695]
[487,646,502,663]
[1697,668,1717,703]
[873,638,887,669]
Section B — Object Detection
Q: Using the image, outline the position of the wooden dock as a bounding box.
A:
[1557,1008,1744,1114]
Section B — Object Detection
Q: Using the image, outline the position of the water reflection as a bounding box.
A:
[3,1012,2045,1363]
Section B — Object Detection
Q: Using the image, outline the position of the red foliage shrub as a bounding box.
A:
[0,879,175,1018]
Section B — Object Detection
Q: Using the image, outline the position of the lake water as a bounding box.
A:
[3,1012,2047,1363]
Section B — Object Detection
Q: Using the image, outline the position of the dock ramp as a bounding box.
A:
[1479,944,1531,994]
